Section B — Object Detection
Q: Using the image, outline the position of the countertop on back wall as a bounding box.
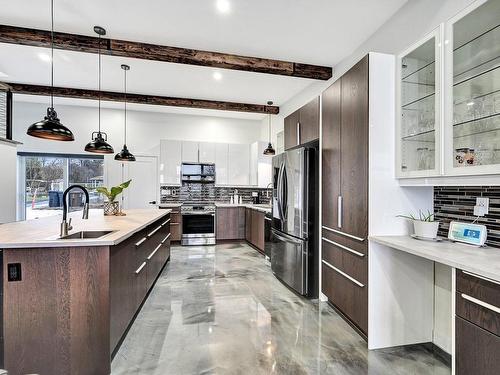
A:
[158,202,271,213]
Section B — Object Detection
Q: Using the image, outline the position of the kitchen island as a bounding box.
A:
[0,209,172,375]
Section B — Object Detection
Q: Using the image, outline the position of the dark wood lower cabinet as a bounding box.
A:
[250,210,265,251]
[3,213,171,375]
[217,207,245,240]
[456,317,500,375]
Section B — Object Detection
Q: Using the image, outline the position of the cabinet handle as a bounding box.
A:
[170,222,180,226]
[148,226,162,237]
[461,293,500,314]
[161,218,171,226]
[322,225,365,242]
[322,260,365,288]
[337,196,342,228]
[296,122,301,144]
[134,262,147,275]
[461,270,500,286]
[135,237,147,247]
[147,243,162,260]
[161,233,171,244]
[322,237,365,257]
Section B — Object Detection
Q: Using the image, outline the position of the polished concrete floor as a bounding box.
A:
[111,243,450,375]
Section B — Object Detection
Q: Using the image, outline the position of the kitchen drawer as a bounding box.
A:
[321,261,368,335]
[321,237,367,285]
[456,316,500,375]
[321,227,367,255]
[457,270,500,306]
[456,291,500,337]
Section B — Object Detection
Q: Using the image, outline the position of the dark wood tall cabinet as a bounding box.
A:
[284,96,320,150]
[321,55,369,336]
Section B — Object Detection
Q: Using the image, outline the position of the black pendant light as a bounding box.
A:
[115,64,135,162]
[263,101,276,156]
[85,26,114,154]
[27,0,74,141]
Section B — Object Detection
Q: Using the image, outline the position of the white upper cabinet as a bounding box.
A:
[250,141,272,187]
[397,0,500,183]
[396,26,442,178]
[181,141,199,163]
[215,143,229,185]
[444,0,500,176]
[228,143,250,186]
[198,142,216,163]
[160,140,182,185]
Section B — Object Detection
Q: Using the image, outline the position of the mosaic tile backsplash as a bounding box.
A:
[434,186,500,248]
[160,184,271,204]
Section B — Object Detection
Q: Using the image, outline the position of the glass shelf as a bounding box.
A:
[401,129,435,143]
[402,92,435,110]
[402,61,436,84]
[453,64,500,104]
[454,24,500,80]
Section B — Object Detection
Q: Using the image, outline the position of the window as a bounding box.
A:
[19,153,104,220]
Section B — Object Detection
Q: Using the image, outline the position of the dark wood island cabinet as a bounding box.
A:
[1,210,172,375]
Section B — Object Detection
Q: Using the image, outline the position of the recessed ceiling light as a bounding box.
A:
[216,0,231,14]
[38,52,51,63]
[213,71,223,81]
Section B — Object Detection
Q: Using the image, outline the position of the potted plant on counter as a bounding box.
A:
[97,180,132,216]
[397,210,440,239]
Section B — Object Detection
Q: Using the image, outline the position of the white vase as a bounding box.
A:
[413,220,439,239]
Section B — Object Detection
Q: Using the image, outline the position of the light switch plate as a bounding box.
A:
[474,197,489,216]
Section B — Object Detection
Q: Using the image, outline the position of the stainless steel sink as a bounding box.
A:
[59,230,114,240]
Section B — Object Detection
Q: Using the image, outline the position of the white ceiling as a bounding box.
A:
[0,0,407,116]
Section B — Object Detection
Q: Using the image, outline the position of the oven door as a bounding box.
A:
[181,213,216,245]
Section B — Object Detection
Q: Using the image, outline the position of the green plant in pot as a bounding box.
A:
[397,210,440,239]
[97,180,131,216]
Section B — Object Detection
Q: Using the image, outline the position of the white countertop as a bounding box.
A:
[0,209,170,249]
[370,235,500,282]
[215,203,272,213]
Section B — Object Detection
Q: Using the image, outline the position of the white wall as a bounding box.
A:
[13,100,266,156]
[0,141,18,223]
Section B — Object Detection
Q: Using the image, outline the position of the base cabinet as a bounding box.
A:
[216,207,245,240]
[245,208,264,252]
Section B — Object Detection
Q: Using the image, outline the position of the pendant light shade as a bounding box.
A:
[85,26,114,154]
[115,64,136,162]
[85,131,114,154]
[263,101,276,156]
[27,107,74,141]
[27,0,74,141]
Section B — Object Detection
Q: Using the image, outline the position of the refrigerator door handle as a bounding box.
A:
[277,163,284,220]
[281,165,288,220]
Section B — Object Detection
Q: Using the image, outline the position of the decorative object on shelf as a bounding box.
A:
[263,101,276,156]
[97,179,131,216]
[398,210,440,239]
[26,0,74,141]
[85,26,114,154]
[115,64,136,161]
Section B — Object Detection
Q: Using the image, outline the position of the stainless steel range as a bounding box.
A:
[181,202,216,246]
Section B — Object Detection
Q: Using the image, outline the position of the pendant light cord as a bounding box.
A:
[98,33,101,133]
[124,68,127,144]
[50,0,54,109]
[268,113,272,142]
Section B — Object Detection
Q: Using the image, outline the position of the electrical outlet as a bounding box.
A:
[473,197,489,216]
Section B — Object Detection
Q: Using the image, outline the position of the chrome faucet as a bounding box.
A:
[60,185,90,237]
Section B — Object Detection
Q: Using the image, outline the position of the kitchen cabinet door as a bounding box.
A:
[217,207,242,240]
[251,209,265,251]
[245,208,252,242]
[445,0,500,176]
[228,143,250,186]
[160,140,182,185]
[299,97,320,144]
[396,27,441,178]
[199,142,216,163]
[215,143,229,185]
[340,56,369,241]
[284,110,299,150]
[322,80,342,231]
[182,141,199,163]
[456,317,500,375]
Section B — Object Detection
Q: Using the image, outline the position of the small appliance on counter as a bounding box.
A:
[448,221,487,247]
[252,191,260,204]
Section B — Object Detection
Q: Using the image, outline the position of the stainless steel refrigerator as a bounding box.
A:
[270,146,318,297]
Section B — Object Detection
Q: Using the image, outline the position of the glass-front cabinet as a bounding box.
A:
[445,0,500,175]
[396,28,441,177]
[397,0,500,179]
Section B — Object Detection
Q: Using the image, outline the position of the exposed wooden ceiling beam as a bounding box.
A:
[0,24,332,80]
[5,82,279,114]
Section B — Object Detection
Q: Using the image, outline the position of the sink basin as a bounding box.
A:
[59,230,115,240]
